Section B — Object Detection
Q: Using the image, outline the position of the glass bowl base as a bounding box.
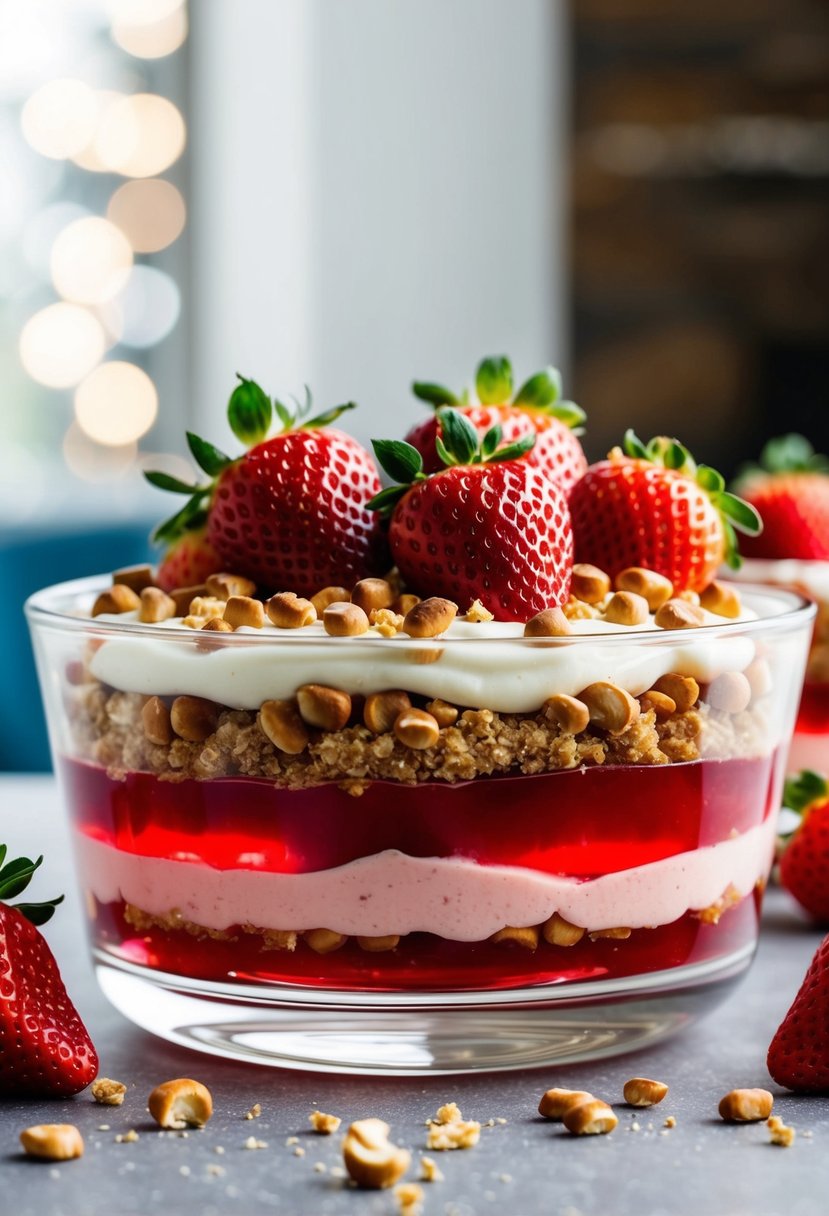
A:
[94,943,753,1075]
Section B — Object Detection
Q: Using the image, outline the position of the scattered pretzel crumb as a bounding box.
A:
[313,1162,327,1174]
[499,1173,513,1183]
[426,1102,480,1151]
[718,1088,773,1123]
[244,1103,261,1120]
[207,1164,226,1177]
[395,1182,424,1214]
[767,1116,796,1147]
[91,1077,127,1106]
[465,599,494,623]
[244,1136,268,1150]
[97,1125,110,1132]
[419,1155,443,1182]
[309,1109,342,1134]
[179,1165,191,1177]
[664,1115,677,1129]
[342,1118,411,1189]
[20,1125,84,1162]
[213,1145,225,1155]
[148,1078,213,1129]
[115,1130,139,1144]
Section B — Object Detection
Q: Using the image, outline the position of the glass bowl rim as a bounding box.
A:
[25,572,816,647]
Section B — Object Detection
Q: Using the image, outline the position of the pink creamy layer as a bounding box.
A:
[76,817,776,941]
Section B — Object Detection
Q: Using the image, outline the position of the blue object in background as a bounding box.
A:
[6,522,153,772]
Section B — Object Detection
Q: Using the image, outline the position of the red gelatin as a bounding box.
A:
[61,752,781,993]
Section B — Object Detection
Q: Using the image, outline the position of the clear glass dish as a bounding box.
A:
[733,559,829,774]
[26,575,814,1074]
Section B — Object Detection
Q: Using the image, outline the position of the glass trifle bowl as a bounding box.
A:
[26,572,813,1074]
[733,559,829,775]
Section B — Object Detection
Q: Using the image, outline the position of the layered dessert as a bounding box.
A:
[730,435,829,774]
[27,372,813,1012]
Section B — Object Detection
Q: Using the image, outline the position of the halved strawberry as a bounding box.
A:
[569,431,762,593]
[369,409,573,621]
[735,434,829,561]
[0,848,98,1097]
[768,932,829,1093]
[406,355,587,493]
[145,376,387,595]
[778,770,829,924]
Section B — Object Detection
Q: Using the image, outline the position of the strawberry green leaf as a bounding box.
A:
[622,429,649,460]
[371,439,424,484]
[412,381,459,408]
[476,356,513,405]
[486,433,536,463]
[438,407,480,465]
[783,770,829,816]
[186,432,234,477]
[273,397,294,430]
[761,434,829,474]
[713,491,763,536]
[14,896,64,926]
[303,401,357,430]
[152,493,209,546]
[696,465,725,493]
[228,375,272,445]
[481,423,503,459]
[548,399,586,429]
[722,518,741,570]
[514,366,562,409]
[0,854,42,900]
[0,844,8,870]
[366,484,410,516]
[143,471,203,494]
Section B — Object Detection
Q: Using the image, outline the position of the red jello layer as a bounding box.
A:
[62,753,779,992]
[61,753,780,879]
[796,681,829,735]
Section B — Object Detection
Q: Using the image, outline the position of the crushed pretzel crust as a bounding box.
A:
[69,682,767,791]
[426,1102,481,1151]
[90,1078,127,1106]
[309,1110,341,1134]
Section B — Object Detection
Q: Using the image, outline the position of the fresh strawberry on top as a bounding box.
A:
[146,376,387,595]
[0,847,98,1097]
[369,409,573,621]
[734,434,829,561]
[156,526,221,593]
[406,355,587,493]
[778,769,829,924]
[768,932,829,1093]
[569,431,762,593]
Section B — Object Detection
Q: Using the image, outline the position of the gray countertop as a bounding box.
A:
[2,775,828,1216]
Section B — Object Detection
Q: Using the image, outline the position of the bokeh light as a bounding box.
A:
[20,303,106,388]
[63,420,137,482]
[51,216,133,305]
[70,89,126,172]
[112,6,188,60]
[22,201,90,277]
[102,265,181,348]
[74,361,158,445]
[20,78,98,159]
[106,178,185,252]
[94,93,186,177]
[104,0,184,24]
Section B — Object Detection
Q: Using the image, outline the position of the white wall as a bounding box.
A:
[189,0,565,447]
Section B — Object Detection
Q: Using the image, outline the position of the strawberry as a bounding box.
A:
[369,409,573,621]
[156,526,221,592]
[734,434,829,561]
[406,355,587,493]
[767,932,829,1092]
[0,848,98,1097]
[778,770,829,924]
[569,431,762,593]
[146,376,387,595]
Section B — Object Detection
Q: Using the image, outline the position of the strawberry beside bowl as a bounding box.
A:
[25,571,815,1074]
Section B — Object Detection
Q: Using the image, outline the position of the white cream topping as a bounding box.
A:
[76,816,775,940]
[89,607,761,713]
[734,559,829,604]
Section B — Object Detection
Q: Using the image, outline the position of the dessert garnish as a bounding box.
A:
[369,408,573,620]
[778,770,829,924]
[768,933,829,1092]
[735,433,829,560]
[0,847,98,1097]
[406,353,587,492]
[570,431,762,590]
[145,375,387,594]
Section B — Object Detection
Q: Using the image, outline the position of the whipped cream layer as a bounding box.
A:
[89,606,761,714]
[734,559,829,604]
[77,815,775,940]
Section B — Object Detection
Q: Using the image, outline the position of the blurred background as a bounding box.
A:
[2,0,828,769]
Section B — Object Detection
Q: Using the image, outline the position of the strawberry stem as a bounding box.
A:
[411,354,585,429]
